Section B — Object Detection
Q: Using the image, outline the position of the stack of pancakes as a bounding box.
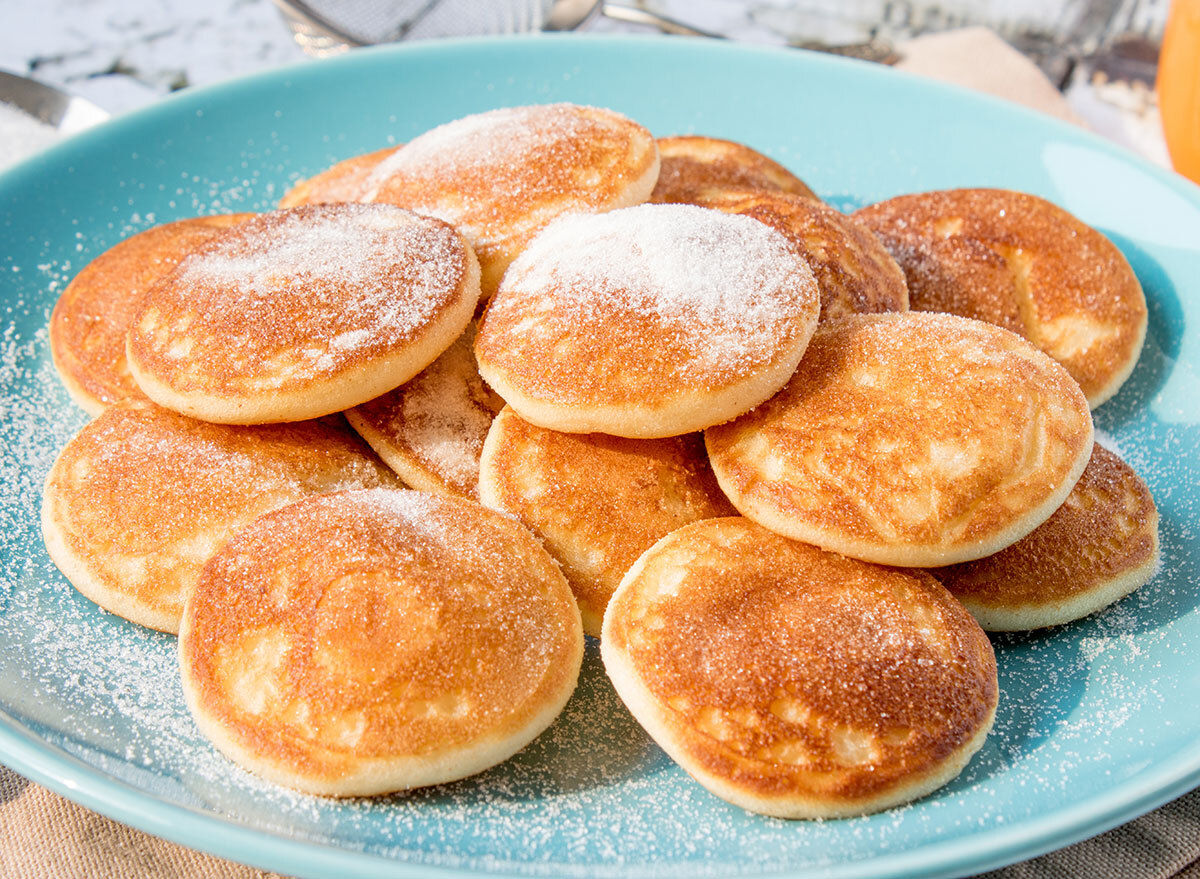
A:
[41,103,1158,818]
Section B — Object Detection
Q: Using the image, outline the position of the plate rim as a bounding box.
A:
[1,31,1199,879]
[5,703,1200,879]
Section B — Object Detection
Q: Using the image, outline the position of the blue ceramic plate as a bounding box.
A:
[1,34,1198,879]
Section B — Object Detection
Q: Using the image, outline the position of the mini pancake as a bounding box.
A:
[601,517,998,818]
[706,312,1094,567]
[41,404,399,634]
[179,488,583,797]
[475,204,821,438]
[478,406,736,636]
[345,322,503,499]
[126,203,480,424]
[853,188,1147,407]
[363,103,659,297]
[278,146,400,208]
[49,214,253,415]
[931,444,1159,630]
[650,136,817,205]
[690,187,908,322]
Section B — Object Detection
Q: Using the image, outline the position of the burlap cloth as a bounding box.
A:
[2,25,1196,879]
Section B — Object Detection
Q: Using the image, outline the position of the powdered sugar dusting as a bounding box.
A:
[349,486,445,539]
[127,204,471,389]
[0,103,59,171]
[401,389,494,492]
[364,104,603,199]
[174,204,461,350]
[501,204,817,376]
[394,329,498,494]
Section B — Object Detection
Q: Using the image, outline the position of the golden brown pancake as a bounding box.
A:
[602,517,998,818]
[278,146,400,209]
[478,406,736,636]
[363,103,659,298]
[650,136,817,205]
[475,204,821,438]
[41,404,399,633]
[179,488,584,796]
[853,188,1147,407]
[345,322,503,499]
[126,204,480,424]
[690,187,908,322]
[706,312,1094,567]
[931,444,1159,630]
[49,214,253,415]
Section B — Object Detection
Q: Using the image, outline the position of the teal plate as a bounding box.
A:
[1,34,1199,879]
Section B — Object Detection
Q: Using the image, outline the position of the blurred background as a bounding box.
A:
[0,0,1195,178]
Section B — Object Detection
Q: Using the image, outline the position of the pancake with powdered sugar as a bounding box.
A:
[346,322,503,500]
[706,312,1094,567]
[126,203,480,424]
[854,188,1147,407]
[475,203,820,438]
[689,187,907,322]
[650,135,817,205]
[478,405,735,635]
[931,443,1159,630]
[602,517,998,818]
[364,104,659,298]
[180,488,583,796]
[50,214,254,415]
[279,145,401,208]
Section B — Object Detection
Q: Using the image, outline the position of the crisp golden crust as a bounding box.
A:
[478,406,736,635]
[126,204,480,424]
[49,214,254,415]
[278,146,401,209]
[345,322,504,499]
[853,188,1147,407]
[179,489,583,796]
[40,404,399,633]
[602,517,998,818]
[475,204,821,438]
[650,136,817,205]
[690,187,908,322]
[932,444,1159,630]
[706,313,1094,567]
[364,104,659,297]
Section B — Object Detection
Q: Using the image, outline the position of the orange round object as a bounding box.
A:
[1158,0,1200,184]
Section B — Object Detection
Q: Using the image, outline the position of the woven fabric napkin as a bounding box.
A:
[2,25,1197,879]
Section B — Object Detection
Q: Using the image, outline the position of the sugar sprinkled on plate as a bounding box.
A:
[0,102,58,171]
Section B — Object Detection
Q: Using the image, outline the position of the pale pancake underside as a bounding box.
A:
[126,204,481,424]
